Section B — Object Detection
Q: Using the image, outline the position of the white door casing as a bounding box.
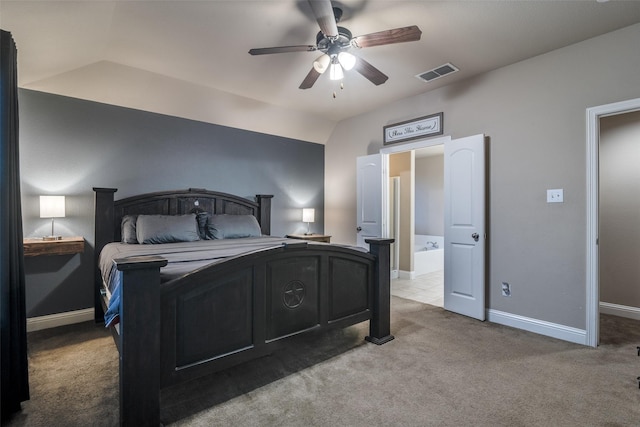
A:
[356,154,383,248]
[444,134,486,320]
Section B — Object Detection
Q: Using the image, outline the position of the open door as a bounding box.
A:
[444,134,486,320]
[356,154,383,248]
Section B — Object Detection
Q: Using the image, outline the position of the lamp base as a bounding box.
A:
[304,232,313,236]
[43,235,62,241]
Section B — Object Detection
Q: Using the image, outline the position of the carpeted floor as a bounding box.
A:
[5,297,640,426]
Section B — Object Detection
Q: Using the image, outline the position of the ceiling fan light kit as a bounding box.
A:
[248,0,422,90]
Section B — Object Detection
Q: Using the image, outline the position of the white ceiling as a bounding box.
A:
[2,0,640,141]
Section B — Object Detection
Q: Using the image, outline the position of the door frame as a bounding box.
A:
[380,135,451,276]
[586,97,640,348]
[380,135,452,237]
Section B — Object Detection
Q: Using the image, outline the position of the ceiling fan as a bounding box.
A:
[248,0,422,90]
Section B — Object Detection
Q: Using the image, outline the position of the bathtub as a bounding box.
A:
[414,234,444,277]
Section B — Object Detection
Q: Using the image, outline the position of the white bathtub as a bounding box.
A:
[414,234,444,277]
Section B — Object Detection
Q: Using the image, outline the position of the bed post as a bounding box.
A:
[93,187,117,323]
[256,194,273,236]
[364,238,395,345]
[116,256,168,427]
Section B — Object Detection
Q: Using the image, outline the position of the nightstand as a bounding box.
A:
[285,234,331,243]
[23,236,85,257]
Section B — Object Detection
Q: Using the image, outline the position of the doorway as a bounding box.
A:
[388,146,445,307]
[380,137,449,307]
[357,133,486,320]
[586,97,640,347]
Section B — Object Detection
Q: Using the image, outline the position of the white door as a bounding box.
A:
[444,134,486,320]
[356,154,383,248]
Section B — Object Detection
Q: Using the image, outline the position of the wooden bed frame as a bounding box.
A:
[93,187,393,426]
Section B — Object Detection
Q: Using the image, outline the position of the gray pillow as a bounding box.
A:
[136,214,200,244]
[121,215,138,244]
[207,214,262,239]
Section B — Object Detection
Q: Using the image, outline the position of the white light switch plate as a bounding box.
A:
[547,189,563,203]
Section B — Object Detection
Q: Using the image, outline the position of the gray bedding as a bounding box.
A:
[100,236,302,326]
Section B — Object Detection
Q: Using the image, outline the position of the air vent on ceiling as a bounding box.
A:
[416,63,459,82]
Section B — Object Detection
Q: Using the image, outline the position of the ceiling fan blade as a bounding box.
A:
[249,45,317,55]
[299,67,322,89]
[354,56,388,86]
[352,25,422,48]
[307,0,338,38]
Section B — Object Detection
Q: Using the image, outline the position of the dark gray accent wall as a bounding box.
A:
[19,89,324,317]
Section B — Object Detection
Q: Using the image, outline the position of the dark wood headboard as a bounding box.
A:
[92,187,273,322]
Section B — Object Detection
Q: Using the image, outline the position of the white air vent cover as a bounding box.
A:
[416,63,459,82]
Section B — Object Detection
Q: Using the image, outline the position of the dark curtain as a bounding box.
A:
[0,29,29,421]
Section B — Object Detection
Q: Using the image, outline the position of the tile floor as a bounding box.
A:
[391,269,443,307]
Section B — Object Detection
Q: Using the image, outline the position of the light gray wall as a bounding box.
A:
[599,110,640,307]
[415,155,444,236]
[325,23,640,330]
[20,89,324,317]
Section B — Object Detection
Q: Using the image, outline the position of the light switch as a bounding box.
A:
[547,189,563,203]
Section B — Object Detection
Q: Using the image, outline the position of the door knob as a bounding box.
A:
[357,226,362,232]
[472,233,479,242]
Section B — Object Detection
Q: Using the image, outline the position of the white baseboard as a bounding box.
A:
[398,270,417,280]
[487,309,587,346]
[27,308,94,333]
[600,302,640,321]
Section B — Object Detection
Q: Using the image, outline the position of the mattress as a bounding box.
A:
[100,236,300,327]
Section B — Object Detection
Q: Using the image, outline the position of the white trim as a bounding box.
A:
[398,270,417,280]
[27,308,94,332]
[600,302,640,321]
[379,134,451,156]
[487,309,587,346]
[586,97,640,348]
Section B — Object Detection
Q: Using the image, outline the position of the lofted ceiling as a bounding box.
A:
[2,0,640,143]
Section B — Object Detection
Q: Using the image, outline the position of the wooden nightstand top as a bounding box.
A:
[23,236,85,257]
[285,234,331,243]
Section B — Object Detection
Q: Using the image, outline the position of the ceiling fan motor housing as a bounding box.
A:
[316,26,353,55]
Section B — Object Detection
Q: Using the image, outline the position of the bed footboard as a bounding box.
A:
[94,186,393,426]
[115,239,393,426]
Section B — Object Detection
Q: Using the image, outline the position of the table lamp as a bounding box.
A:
[302,208,315,235]
[40,195,65,240]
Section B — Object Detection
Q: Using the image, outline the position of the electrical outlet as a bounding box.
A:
[501,282,511,297]
[547,189,564,203]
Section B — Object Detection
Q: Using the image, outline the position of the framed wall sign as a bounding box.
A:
[383,112,443,145]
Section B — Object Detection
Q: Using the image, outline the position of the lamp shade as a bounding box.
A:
[40,196,65,218]
[313,54,330,74]
[302,208,315,223]
[338,52,356,70]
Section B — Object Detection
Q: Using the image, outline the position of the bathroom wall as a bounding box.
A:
[389,151,414,273]
[415,154,444,236]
